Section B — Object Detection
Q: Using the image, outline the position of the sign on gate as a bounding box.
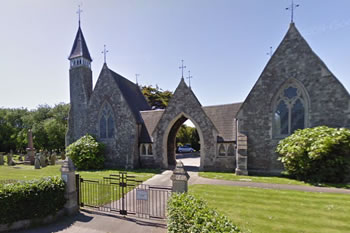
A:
[136,189,148,200]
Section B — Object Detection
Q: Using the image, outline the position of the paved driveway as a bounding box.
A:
[16,208,166,233]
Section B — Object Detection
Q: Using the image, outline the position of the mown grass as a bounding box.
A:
[199,171,350,189]
[190,184,350,233]
[0,164,159,182]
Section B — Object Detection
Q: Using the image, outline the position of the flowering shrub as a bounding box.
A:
[66,134,105,170]
[276,126,350,182]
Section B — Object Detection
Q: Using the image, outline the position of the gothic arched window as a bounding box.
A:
[218,144,226,156]
[148,144,153,155]
[99,103,115,139]
[273,82,308,137]
[227,144,235,156]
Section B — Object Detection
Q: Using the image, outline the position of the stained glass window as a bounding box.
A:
[99,103,115,139]
[100,116,107,138]
[273,83,307,137]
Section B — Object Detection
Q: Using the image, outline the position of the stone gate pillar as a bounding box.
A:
[235,133,249,175]
[61,157,78,215]
[171,161,190,193]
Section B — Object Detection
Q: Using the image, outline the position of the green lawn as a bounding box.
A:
[199,171,350,189]
[190,184,350,233]
[0,164,159,182]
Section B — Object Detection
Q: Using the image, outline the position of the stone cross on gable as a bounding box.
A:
[266,46,273,57]
[102,45,109,64]
[186,70,193,88]
[179,60,186,78]
[77,5,83,26]
[286,0,300,23]
[135,74,140,84]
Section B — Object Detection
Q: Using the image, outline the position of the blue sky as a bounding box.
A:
[1,0,350,109]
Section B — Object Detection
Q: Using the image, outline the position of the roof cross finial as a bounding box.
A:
[286,0,299,23]
[77,5,83,27]
[186,70,193,88]
[101,45,109,64]
[266,46,273,58]
[179,60,186,78]
[135,74,140,84]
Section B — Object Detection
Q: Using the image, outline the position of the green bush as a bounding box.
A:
[167,193,241,233]
[66,134,105,170]
[276,126,350,183]
[0,177,66,224]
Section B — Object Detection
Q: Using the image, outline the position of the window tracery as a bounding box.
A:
[273,82,308,137]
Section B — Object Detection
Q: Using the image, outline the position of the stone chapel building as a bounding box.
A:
[66,22,350,175]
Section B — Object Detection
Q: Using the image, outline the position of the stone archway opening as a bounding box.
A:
[166,115,201,170]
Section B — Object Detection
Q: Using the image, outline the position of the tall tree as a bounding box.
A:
[141,85,173,109]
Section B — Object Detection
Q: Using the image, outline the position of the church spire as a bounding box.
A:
[68,6,92,69]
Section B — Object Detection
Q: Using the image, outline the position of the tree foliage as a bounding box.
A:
[66,134,105,170]
[276,126,350,183]
[0,103,69,153]
[141,85,173,109]
[176,125,200,151]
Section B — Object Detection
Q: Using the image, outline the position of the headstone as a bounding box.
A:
[50,152,56,165]
[40,152,47,167]
[34,153,41,169]
[0,152,4,165]
[61,152,66,160]
[18,154,23,161]
[7,151,15,166]
[26,129,35,165]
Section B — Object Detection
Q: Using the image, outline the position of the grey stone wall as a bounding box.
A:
[236,23,350,175]
[66,66,93,146]
[87,65,139,169]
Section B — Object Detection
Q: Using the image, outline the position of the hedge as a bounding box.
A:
[0,177,66,224]
[167,193,241,233]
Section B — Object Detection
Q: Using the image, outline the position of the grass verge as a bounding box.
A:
[199,171,350,189]
[190,184,350,233]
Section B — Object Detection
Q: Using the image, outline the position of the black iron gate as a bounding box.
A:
[76,172,172,219]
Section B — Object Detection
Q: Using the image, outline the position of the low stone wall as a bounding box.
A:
[0,209,65,232]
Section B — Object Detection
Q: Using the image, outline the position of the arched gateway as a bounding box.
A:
[139,78,240,171]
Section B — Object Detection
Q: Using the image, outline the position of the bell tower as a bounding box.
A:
[66,20,93,146]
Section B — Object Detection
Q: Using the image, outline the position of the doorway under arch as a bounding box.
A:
[164,113,204,170]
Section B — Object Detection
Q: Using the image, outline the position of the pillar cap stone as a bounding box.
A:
[171,161,190,181]
[61,157,75,172]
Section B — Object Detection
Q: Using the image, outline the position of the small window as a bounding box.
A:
[148,144,153,155]
[141,145,146,155]
[227,144,235,156]
[218,144,226,156]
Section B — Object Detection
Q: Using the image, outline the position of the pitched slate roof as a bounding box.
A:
[139,110,165,142]
[203,103,242,142]
[108,67,151,123]
[69,26,92,61]
[139,103,242,143]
